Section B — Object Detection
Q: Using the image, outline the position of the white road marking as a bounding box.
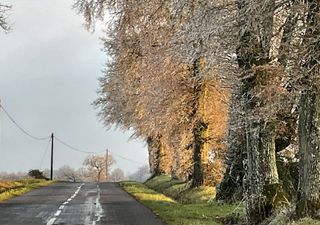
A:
[54,210,62,217]
[46,183,85,225]
[92,185,104,225]
[46,218,56,225]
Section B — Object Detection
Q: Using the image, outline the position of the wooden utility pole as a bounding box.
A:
[50,133,54,180]
[106,149,109,182]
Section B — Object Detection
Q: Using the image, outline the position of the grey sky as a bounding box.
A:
[0,0,148,175]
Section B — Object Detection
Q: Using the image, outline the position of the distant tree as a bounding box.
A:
[0,171,28,180]
[0,4,11,32]
[28,169,49,180]
[109,168,126,182]
[55,165,79,182]
[128,165,151,182]
[83,153,115,182]
[75,167,92,182]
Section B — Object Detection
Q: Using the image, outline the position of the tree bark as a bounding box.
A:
[245,122,285,224]
[147,134,167,177]
[296,89,320,218]
[189,40,208,187]
[296,0,320,218]
[216,93,246,202]
[192,119,208,187]
[234,0,289,223]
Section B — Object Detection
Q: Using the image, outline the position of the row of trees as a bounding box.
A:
[50,154,148,183]
[48,156,148,182]
[0,154,130,183]
[2,0,319,223]
[75,0,320,223]
[50,154,122,182]
[75,0,229,188]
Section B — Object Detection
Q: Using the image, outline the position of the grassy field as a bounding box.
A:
[121,181,244,225]
[0,179,53,202]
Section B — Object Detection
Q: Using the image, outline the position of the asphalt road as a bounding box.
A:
[0,182,164,225]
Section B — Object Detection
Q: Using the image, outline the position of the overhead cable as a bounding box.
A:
[109,150,145,165]
[55,136,105,154]
[0,103,146,166]
[39,138,51,169]
[0,104,50,141]
[56,136,145,165]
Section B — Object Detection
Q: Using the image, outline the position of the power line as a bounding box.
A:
[55,136,105,154]
[0,104,50,141]
[0,102,145,166]
[39,138,51,169]
[56,136,145,165]
[109,150,145,165]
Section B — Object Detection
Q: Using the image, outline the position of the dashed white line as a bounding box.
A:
[46,183,84,225]
[46,218,56,225]
[54,210,62,217]
[92,185,103,225]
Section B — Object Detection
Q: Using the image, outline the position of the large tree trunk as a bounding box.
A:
[245,122,285,224]
[147,135,164,176]
[189,40,209,187]
[192,119,208,187]
[296,89,320,218]
[216,93,246,202]
[296,0,320,218]
[235,0,288,223]
[147,134,169,177]
[147,136,157,175]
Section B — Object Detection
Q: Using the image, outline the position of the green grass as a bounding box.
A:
[121,181,244,225]
[290,218,320,225]
[145,175,215,204]
[130,175,320,225]
[0,179,53,202]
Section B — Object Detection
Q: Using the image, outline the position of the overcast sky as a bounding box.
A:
[0,0,148,175]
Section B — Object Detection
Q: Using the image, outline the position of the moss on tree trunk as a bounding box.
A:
[245,122,288,224]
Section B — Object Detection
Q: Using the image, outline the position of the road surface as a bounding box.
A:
[0,182,164,225]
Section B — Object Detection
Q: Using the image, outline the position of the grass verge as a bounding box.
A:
[145,175,215,204]
[136,175,320,225]
[121,181,244,225]
[290,218,320,225]
[0,179,53,202]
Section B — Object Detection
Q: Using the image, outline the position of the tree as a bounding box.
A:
[0,4,11,32]
[75,0,229,187]
[109,168,126,182]
[83,153,115,182]
[128,165,151,182]
[73,0,320,222]
[0,172,28,180]
[28,169,49,180]
[55,165,80,182]
[295,0,320,218]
